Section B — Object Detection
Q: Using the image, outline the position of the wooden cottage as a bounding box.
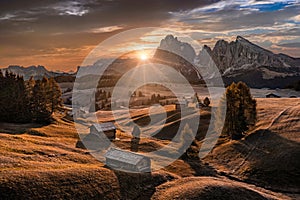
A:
[105,148,151,172]
[90,122,116,140]
[266,93,281,98]
[175,99,188,110]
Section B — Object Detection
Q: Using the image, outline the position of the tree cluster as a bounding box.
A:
[150,93,163,104]
[217,82,257,140]
[95,89,111,110]
[193,93,210,107]
[0,71,62,123]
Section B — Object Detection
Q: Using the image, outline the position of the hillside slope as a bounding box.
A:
[0,99,299,199]
[204,98,300,193]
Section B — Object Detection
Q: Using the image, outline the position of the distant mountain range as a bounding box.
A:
[2,35,299,88]
[1,65,72,80]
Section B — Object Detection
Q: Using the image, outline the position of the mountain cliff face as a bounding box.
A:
[154,35,300,88]
[197,36,300,88]
[153,35,300,88]
[153,49,201,83]
[158,35,196,63]
[201,36,300,75]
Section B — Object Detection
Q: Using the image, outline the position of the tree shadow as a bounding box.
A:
[230,129,300,193]
[111,170,155,200]
[0,122,46,135]
[181,151,217,177]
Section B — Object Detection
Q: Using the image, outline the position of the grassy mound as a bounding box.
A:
[204,100,300,193]
[0,168,120,200]
[152,177,281,200]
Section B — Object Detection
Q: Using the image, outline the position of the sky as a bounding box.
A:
[0,0,299,71]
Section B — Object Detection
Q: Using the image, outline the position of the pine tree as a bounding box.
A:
[0,71,4,121]
[26,77,36,120]
[0,73,62,123]
[138,91,145,97]
[48,77,63,113]
[151,94,156,103]
[32,77,51,123]
[14,75,29,122]
[203,97,210,107]
[107,91,111,98]
[193,92,200,103]
[0,71,30,122]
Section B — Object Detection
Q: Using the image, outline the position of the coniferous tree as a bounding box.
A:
[203,97,210,107]
[26,77,36,119]
[216,82,257,140]
[32,78,50,122]
[0,72,62,123]
[14,75,29,122]
[0,71,4,121]
[48,77,63,113]
[138,91,143,97]
[193,92,200,103]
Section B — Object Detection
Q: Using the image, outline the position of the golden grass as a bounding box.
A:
[152,176,291,200]
[0,98,299,199]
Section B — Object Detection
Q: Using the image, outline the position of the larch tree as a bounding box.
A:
[217,82,257,140]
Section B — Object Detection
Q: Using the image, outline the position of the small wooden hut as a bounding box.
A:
[90,122,116,140]
[105,148,151,172]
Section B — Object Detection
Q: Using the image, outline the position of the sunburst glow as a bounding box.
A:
[139,53,148,61]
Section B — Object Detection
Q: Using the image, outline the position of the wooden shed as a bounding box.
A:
[90,122,116,140]
[266,93,281,98]
[105,148,151,172]
[175,99,188,110]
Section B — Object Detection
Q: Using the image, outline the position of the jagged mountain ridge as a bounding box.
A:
[1,65,72,80]
[157,35,300,88]
[201,36,300,75]
[2,35,299,89]
[158,35,196,63]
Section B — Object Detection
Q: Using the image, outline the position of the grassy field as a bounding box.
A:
[0,98,299,199]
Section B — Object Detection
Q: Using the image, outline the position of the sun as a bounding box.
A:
[139,53,148,61]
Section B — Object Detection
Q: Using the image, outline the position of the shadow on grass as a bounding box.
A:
[112,170,155,200]
[181,152,217,177]
[232,129,300,193]
[0,122,47,136]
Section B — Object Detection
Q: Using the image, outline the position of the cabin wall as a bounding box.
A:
[104,130,116,140]
[90,127,116,140]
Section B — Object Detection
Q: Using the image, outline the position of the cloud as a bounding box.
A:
[88,25,124,33]
[0,0,300,70]
[180,0,298,15]
[168,0,300,38]
[0,14,16,20]
[164,0,300,57]
[51,1,89,16]
[289,14,300,23]
[277,42,300,48]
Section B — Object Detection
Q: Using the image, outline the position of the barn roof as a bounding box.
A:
[105,148,148,165]
[91,122,116,132]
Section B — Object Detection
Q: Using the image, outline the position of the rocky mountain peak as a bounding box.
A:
[158,34,196,63]
[236,35,248,42]
[195,35,300,88]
